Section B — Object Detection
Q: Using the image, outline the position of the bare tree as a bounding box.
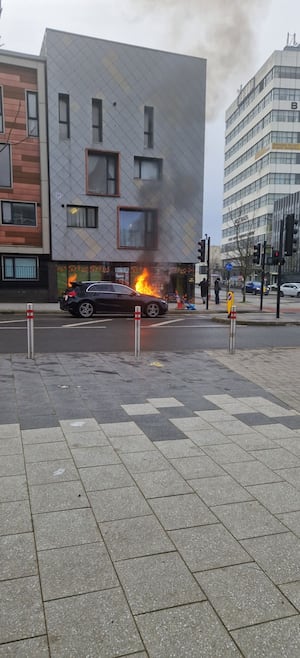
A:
[227,206,255,302]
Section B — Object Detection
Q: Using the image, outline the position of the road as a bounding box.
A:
[0,311,300,353]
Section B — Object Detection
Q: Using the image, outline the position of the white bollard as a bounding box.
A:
[26,303,34,359]
[229,305,237,354]
[134,305,141,358]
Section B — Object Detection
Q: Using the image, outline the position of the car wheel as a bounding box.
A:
[77,301,94,318]
[145,302,160,318]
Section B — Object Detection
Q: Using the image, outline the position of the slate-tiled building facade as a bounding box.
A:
[41,29,206,298]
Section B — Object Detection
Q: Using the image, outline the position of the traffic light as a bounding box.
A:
[252,243,261,265]
[284,214,299,256]
[198,239,206,262]
[272,249,280,266]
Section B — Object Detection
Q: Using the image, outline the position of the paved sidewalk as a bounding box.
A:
[1,349,300,657]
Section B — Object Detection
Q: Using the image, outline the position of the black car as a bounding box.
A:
[60,281,168,319]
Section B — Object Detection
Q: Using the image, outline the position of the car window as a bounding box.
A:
[86,283,113,292]
[113,284,136,295]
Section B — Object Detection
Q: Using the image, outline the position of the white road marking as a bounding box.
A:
[62,318,112,328]
[0,319,26,324]
[148,318,185,328]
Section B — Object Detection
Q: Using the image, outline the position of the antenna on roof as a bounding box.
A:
[286,32,298,47]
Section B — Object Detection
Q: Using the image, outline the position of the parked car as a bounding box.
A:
[60,281,168,318]
[245,281,270,295]
[280,282,300,298]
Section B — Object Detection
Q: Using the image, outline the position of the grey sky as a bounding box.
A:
[1,0,300,242]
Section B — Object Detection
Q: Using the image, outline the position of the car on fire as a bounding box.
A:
[60,281,168,318]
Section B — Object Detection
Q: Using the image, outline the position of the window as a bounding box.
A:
[0,144,11,188]
[144,106,154,148]
[92,98,102,142]
[119,208,157,249]
[3,256,38,280]
[58,93,70,140]
[87,150,119,195]
[67,205,98,228]
[0,87,3,133]
[1,201,36,226]
[26,91,39,137]
[134,157,162,180]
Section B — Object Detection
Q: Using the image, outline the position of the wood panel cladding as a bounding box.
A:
[0,62,42,248]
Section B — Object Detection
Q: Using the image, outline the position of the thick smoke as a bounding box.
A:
[127,0,271,119]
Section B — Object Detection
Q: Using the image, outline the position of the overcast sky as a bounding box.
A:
[1,0,300,243]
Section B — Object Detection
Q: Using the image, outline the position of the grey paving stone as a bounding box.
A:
[232,616,300,658]
[23,441,72,464]
[207,419,252,435]
[153,438,203,458]
[0,533,37,580]
[21,426,64,444]
[116,552,205,614]
[195,409,235,422]
[0,500,32,535]
[196,562,296,630]
[60,417,100,434]
[19,416,60,431]
[280,581,300,612]
[170,416,212,432]
[0,455,25,477]
[147,397,184,408]
[89,486,152,522]
[0,438,22,456]
[211,500,287,539]
[242,532,300,584]
[45,588,143,658]
[223,461,283,486]
[169,524,250,572]
[201,443,254,464]
[277,511,300,537]
[33,507,101,550]
[231,432,276,451]
[107,432,155,452]
[247,481,300,513]
[0,475,27,502]
[132,469,192,498]
[65,430,109,449]
[100,420,143,437]
[26,459,79,485]
[170,455,225,479]
[0,423,20,439]
[0,576,45,644]
[149,493,217,529]
[0,636,49,657]
[29,481,89,513]
[136,601,242,658]
[184,428,231,445]
[254,423,296,438]
[250,447,300,469]
[71,446,121,467]
[119,450,172,473]
[38,542,119,600]
[79,464,134,491]
[121,402,160,415]
[189,475,253,506]
[274,437,300,456]
[101,515,174,561]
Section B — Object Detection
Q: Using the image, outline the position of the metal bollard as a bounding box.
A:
[229,305,237,354]
[134,305,141,358]
[26,303,34,359]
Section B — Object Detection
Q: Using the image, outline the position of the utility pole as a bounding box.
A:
[259,240,267,312]
[276,220,284,319]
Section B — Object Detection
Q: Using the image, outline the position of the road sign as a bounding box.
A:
[225,263,233,271]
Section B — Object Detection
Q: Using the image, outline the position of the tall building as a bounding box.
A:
[41,29,206,299]
[222,37,300,274]
[0,51,50,301]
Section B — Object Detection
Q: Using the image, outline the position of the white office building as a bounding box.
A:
[222,37,300,270]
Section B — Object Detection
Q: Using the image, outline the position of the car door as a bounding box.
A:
[85,283,114,312]
[112,283,139,314]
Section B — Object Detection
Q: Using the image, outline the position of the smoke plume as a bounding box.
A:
[127,0,271,119]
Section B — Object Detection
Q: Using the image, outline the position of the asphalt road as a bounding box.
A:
[1,312,300,353]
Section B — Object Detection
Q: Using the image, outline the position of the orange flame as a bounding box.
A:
[134,268,159,296]
[68,273,77,288]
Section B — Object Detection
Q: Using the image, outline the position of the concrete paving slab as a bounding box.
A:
[183,428,231,445]
[0,636,49,657]
[33,508,101,550]
[0,437,22,456]
[71,446,121,467]
[201,443,254,464]
[64,430,109,448]
[196,562,296,630]
[232,616,300,658]
[26,459,79,485]
[211,500,287,539]
[79,464,134,491]
[149,493,217,529]
[24,441,72,464]
[0,455,25,477]
[170,455,225,479]
[0,500,32,536]
[119,449,172,473]
[107,432,155,452]
[154,438,203,458]
[250,447,300,469]
[280,581,300,612]
[242,532,300,584]
[0,533,37,581]
[189,475,254,506]
[0,475,27,502]
[247,481,300,513]
[0,424,20,439]
[101,515,174,561]
[169,524,251,572]
[0,576,45,645]
[224,461,283,486]
[132,468,192,498]
[29,480,89,513]
[21,426,64,444]
[88,486,152,522]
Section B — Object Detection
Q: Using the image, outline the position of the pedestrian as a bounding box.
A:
[214,277,221,304]
[199,278,208,305]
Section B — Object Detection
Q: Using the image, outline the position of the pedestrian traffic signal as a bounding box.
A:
[284,214,299,256]
[198,239,206,262]
[252,243,261,265]
[272,249,280,265]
